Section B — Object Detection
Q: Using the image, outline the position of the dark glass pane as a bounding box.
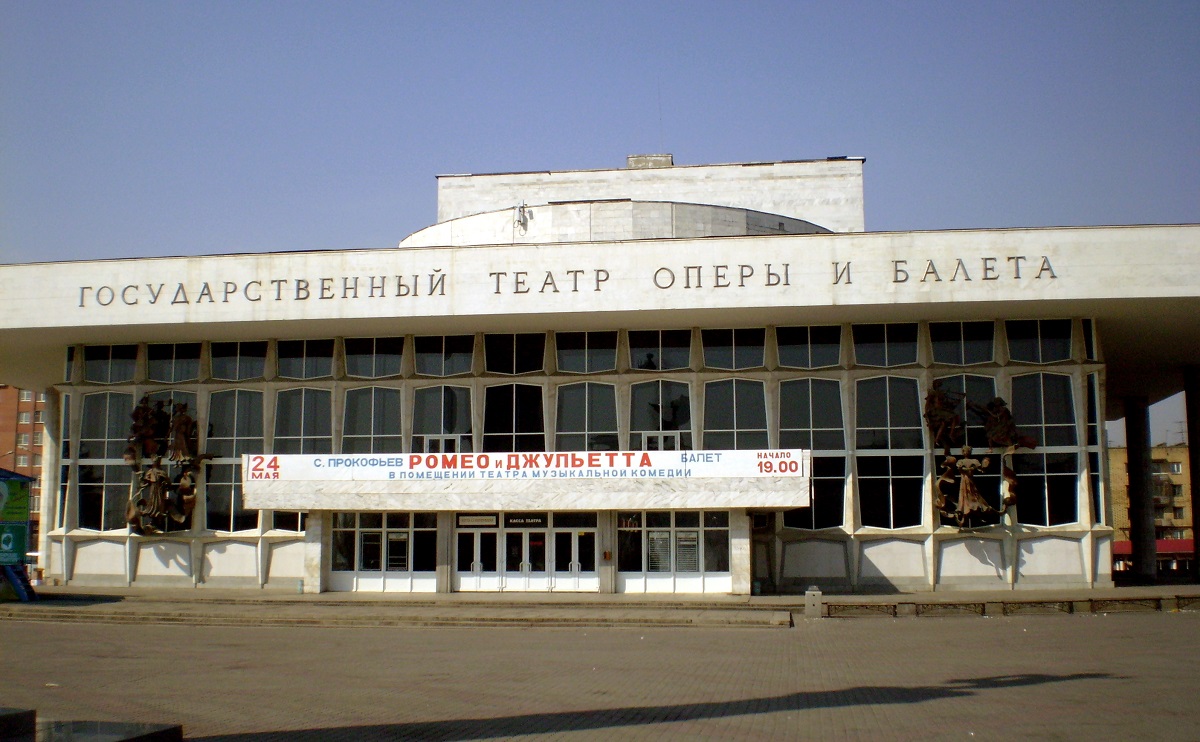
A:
[811,379,843,430]
[859,479,892,528]
[556,332,587,373]
[856,456,891,477]
[485,335,514,374]
[514,334,545,374]
[210,342,238,380]
[891,455,925,477]
[812,474,845,528]
[588,332,618,372]
[304,389,332,437]
[780,430,812,449]
[660,329,692,370]
[853,324,886,367]
[1042,374,1076,425]
[578,532,596,571]
[704,511,729,528]
[344,338,376,378]
[704,530,730,571]
[735,380,767,429]
[373,388,402,436]
[332,530,355,571]
[513,385,544,433]
[813,430,844,450]
[484,386,514,434]
[662,381,690,431]
[456,533,473,570]
[553,512,598,528]
[890,428,924,450]
[359,532,382,571]
[305,339,334,378]
[856,378,888,429]
[589,384,617,431]
[776,326,811,368]
[273,511,300,531]
[414,336,444,376]
[556,385,587,432]
[630,382,660,431]
[891,477,923,528]
[888,324,918,366]
[1082,319,1096,361]
[780,380,811,430]
[705,432,735,450]
[1006,320,1040,363]
[809,325,841,368]
[409,530,434,571]
[1041,320,1072,362]
[275,390,304,437]
[628,330,660,371]
[736,430,768,450]
[617,530,642,572]
[704,380,735,430]
[647,511,671,527]
[701,329,734,369]
[733,328,765,370]
[888,378,922,428]
[929,322,964,365]
[962,322,994,364]
[277,340,305,379]
[675,511,700,527]
[444,335,474,376]
[1012,375,1043,428]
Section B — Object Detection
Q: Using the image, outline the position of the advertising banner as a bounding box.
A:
[243,449,811,483]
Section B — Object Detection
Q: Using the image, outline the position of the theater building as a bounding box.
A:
[1,155,1197,594]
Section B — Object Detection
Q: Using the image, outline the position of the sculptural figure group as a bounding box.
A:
[924,381,1037,527]
[124,397,211,535]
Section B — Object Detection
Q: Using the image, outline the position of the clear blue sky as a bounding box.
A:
[1,0,1196,438]
[2,1,1196,264]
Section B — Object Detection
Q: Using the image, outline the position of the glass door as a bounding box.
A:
[454,529,499,591]
[551,529,599,591]
[503,530,550,591]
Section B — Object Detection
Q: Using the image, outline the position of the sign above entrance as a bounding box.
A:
[244,450,811,483]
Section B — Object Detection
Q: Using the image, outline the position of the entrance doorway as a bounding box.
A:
[453,512,598,592]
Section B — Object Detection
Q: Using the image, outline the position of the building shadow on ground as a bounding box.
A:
[190,672,1115,741]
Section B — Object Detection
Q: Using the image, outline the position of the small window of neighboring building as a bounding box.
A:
[19,389,33,402]
[17,412,30,425]
[1169,462,1182,475]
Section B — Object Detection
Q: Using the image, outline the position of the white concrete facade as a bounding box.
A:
[2,156,1198,595]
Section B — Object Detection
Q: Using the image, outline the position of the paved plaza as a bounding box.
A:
[2,611,1198,740]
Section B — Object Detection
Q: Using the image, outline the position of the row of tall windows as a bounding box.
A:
[63,320,1095,384]
[59,369,1099,533]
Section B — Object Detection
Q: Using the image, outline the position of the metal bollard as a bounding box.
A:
[804,585,823,618]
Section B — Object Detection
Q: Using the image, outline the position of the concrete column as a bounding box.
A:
[730,509,752,594]
[436,512,454,592]
[1125,396,1156,583]
[598,510,616,594]
[301,511,326,594]
[1185,367,1200,583]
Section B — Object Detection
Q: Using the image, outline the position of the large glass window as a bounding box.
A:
[277,339,334,380]
[1012,373,1077,447]
[1014,453,1079,526]
[274,388,333,454]
[777,326,842,369]
[555,383,618,451]
[147,343,201,383]
[483,384,544,452]
[852,324,918,367]
[77,464,131,531]
[412,386,473,452]
[331,512,438,572]
[628,329,692,371]
[207,390,264,458]
[414,335,474,377]
[930,322,993,365]
[83,345,137,384]
[855,377,923,450]
[630,380,692,451]
[206,389,263,532]
[211,341,267,381]
[857,455,924,529]
[703,379,767,450]
[701,329,765,370]
[485,333,545,375]
[345,337,404,379]
[343,387,403,453]
[779,378,844,450]
[616,511,729,573]
[556,332,617,374]
[1006,319,1072,364]
[783,457,846,529]
[932,374,998,449]
[77,392,133,531]
[79,392,133,460]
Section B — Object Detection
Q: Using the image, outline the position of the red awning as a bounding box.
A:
[1112,539,1194,556]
